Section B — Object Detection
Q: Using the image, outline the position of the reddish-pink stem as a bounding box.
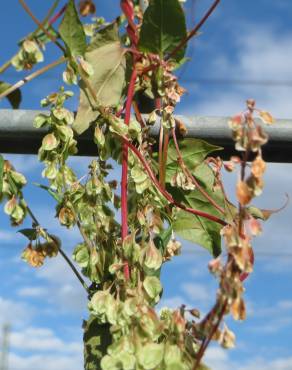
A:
[171,128,225,215]
[124,139,227,226]
[49,4,67,25]
[167,0,221,61]
[121,69,137,280]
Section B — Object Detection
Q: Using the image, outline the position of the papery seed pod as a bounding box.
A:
[79,0,96,16]
[236,180,253,205]
[144,240,162,270]
[251,156,266,179]
[58,207,75,227]
[231,297,246,321]
[219,324,236,349]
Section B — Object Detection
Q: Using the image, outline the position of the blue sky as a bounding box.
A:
[1,1,292,369]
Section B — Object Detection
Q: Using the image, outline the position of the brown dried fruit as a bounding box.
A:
[79,0,96,17]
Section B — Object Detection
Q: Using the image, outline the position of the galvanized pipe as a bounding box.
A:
[0,109,291,162]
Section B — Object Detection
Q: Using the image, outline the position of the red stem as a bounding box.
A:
[49,4,67,25]
[121,68,137,280]
[167,0,221,61]
[124,139,227,226]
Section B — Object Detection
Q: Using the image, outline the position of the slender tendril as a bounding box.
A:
[0,57,66,101]
[18,0,66,53]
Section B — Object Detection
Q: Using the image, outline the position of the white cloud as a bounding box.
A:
[10,327,80,353]
[204,346,292,370]
[35,257,87,314]
[0,297,34,327]
[185,25,292,118]
[0,230,18,242]
[181,282,214,307]
[17,287,45,298]
[9,352,83,370]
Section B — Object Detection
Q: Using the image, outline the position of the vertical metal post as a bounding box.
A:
[0,324,10,370]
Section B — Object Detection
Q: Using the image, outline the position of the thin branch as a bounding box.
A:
[124,138,227,226]
[167,0,221,61]
[171,127,226,215]
[0,57,66,101]
[25,204,90,293]
[0,0,61,75]
[18,0,66,53]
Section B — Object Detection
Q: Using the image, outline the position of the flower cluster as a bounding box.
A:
[0,159,27,225]
[11,39,44,71]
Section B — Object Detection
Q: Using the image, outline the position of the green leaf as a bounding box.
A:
[138,0,187,61]
[173,210,221,257]
[59,0,87,57]
[154,226,172,255]
[0,81,22,109]
[0,154,4,194]
[88,22,120,51]
[143,276,162,299]
[33,183,62,203]
[73,42,126,134]
[166,138,222,182]
[18,228,38,241]
[73,243,90,268]
[137,343,164,369]
[169,182,225,257]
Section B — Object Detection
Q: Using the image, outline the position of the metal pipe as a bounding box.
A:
[0,109,291,162]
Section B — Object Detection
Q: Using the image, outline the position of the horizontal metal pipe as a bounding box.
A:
[0,109,291,163]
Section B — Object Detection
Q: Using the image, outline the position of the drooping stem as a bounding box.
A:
[124,138,227,226]
[121,68,137,280]
[171,127,225,215]
[0,57,66,101]
[193,300,227,370]
[167,0,221,61]
[18,0,66,53]
[25,204,89,293]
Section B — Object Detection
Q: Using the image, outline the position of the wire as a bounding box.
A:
[182,78,292,87]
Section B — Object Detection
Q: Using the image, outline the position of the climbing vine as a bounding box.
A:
[0,1,278,369]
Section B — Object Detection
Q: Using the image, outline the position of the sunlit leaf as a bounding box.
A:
[73,42,126,134]
[59,0,87,57]
[166,138,222,182]
[139,0,187,62]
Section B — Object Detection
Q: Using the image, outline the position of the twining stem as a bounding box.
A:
[167,0,221,61]
[171,127,225,215]
[0,57,66,101]
[124,138,227,226]
[18,0,66,53]
[25,204,89,293]
[0,60,12,75]
[121,68,137,280]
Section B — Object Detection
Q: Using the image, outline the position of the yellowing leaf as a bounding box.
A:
[259,110,275,125]
[73,42,126,134]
